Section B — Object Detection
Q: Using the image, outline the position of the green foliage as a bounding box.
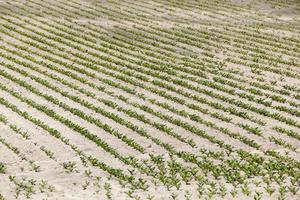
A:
[0,163,6,174]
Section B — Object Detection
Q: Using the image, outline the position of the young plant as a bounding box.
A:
[62,161,76,173]
[0,163,5,174]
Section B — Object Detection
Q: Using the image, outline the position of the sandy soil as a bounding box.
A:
[0,0,299,199]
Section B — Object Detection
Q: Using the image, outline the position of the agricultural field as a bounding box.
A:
[0,0,300,199]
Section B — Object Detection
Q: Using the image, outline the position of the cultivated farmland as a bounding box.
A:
[0,0,300,199]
